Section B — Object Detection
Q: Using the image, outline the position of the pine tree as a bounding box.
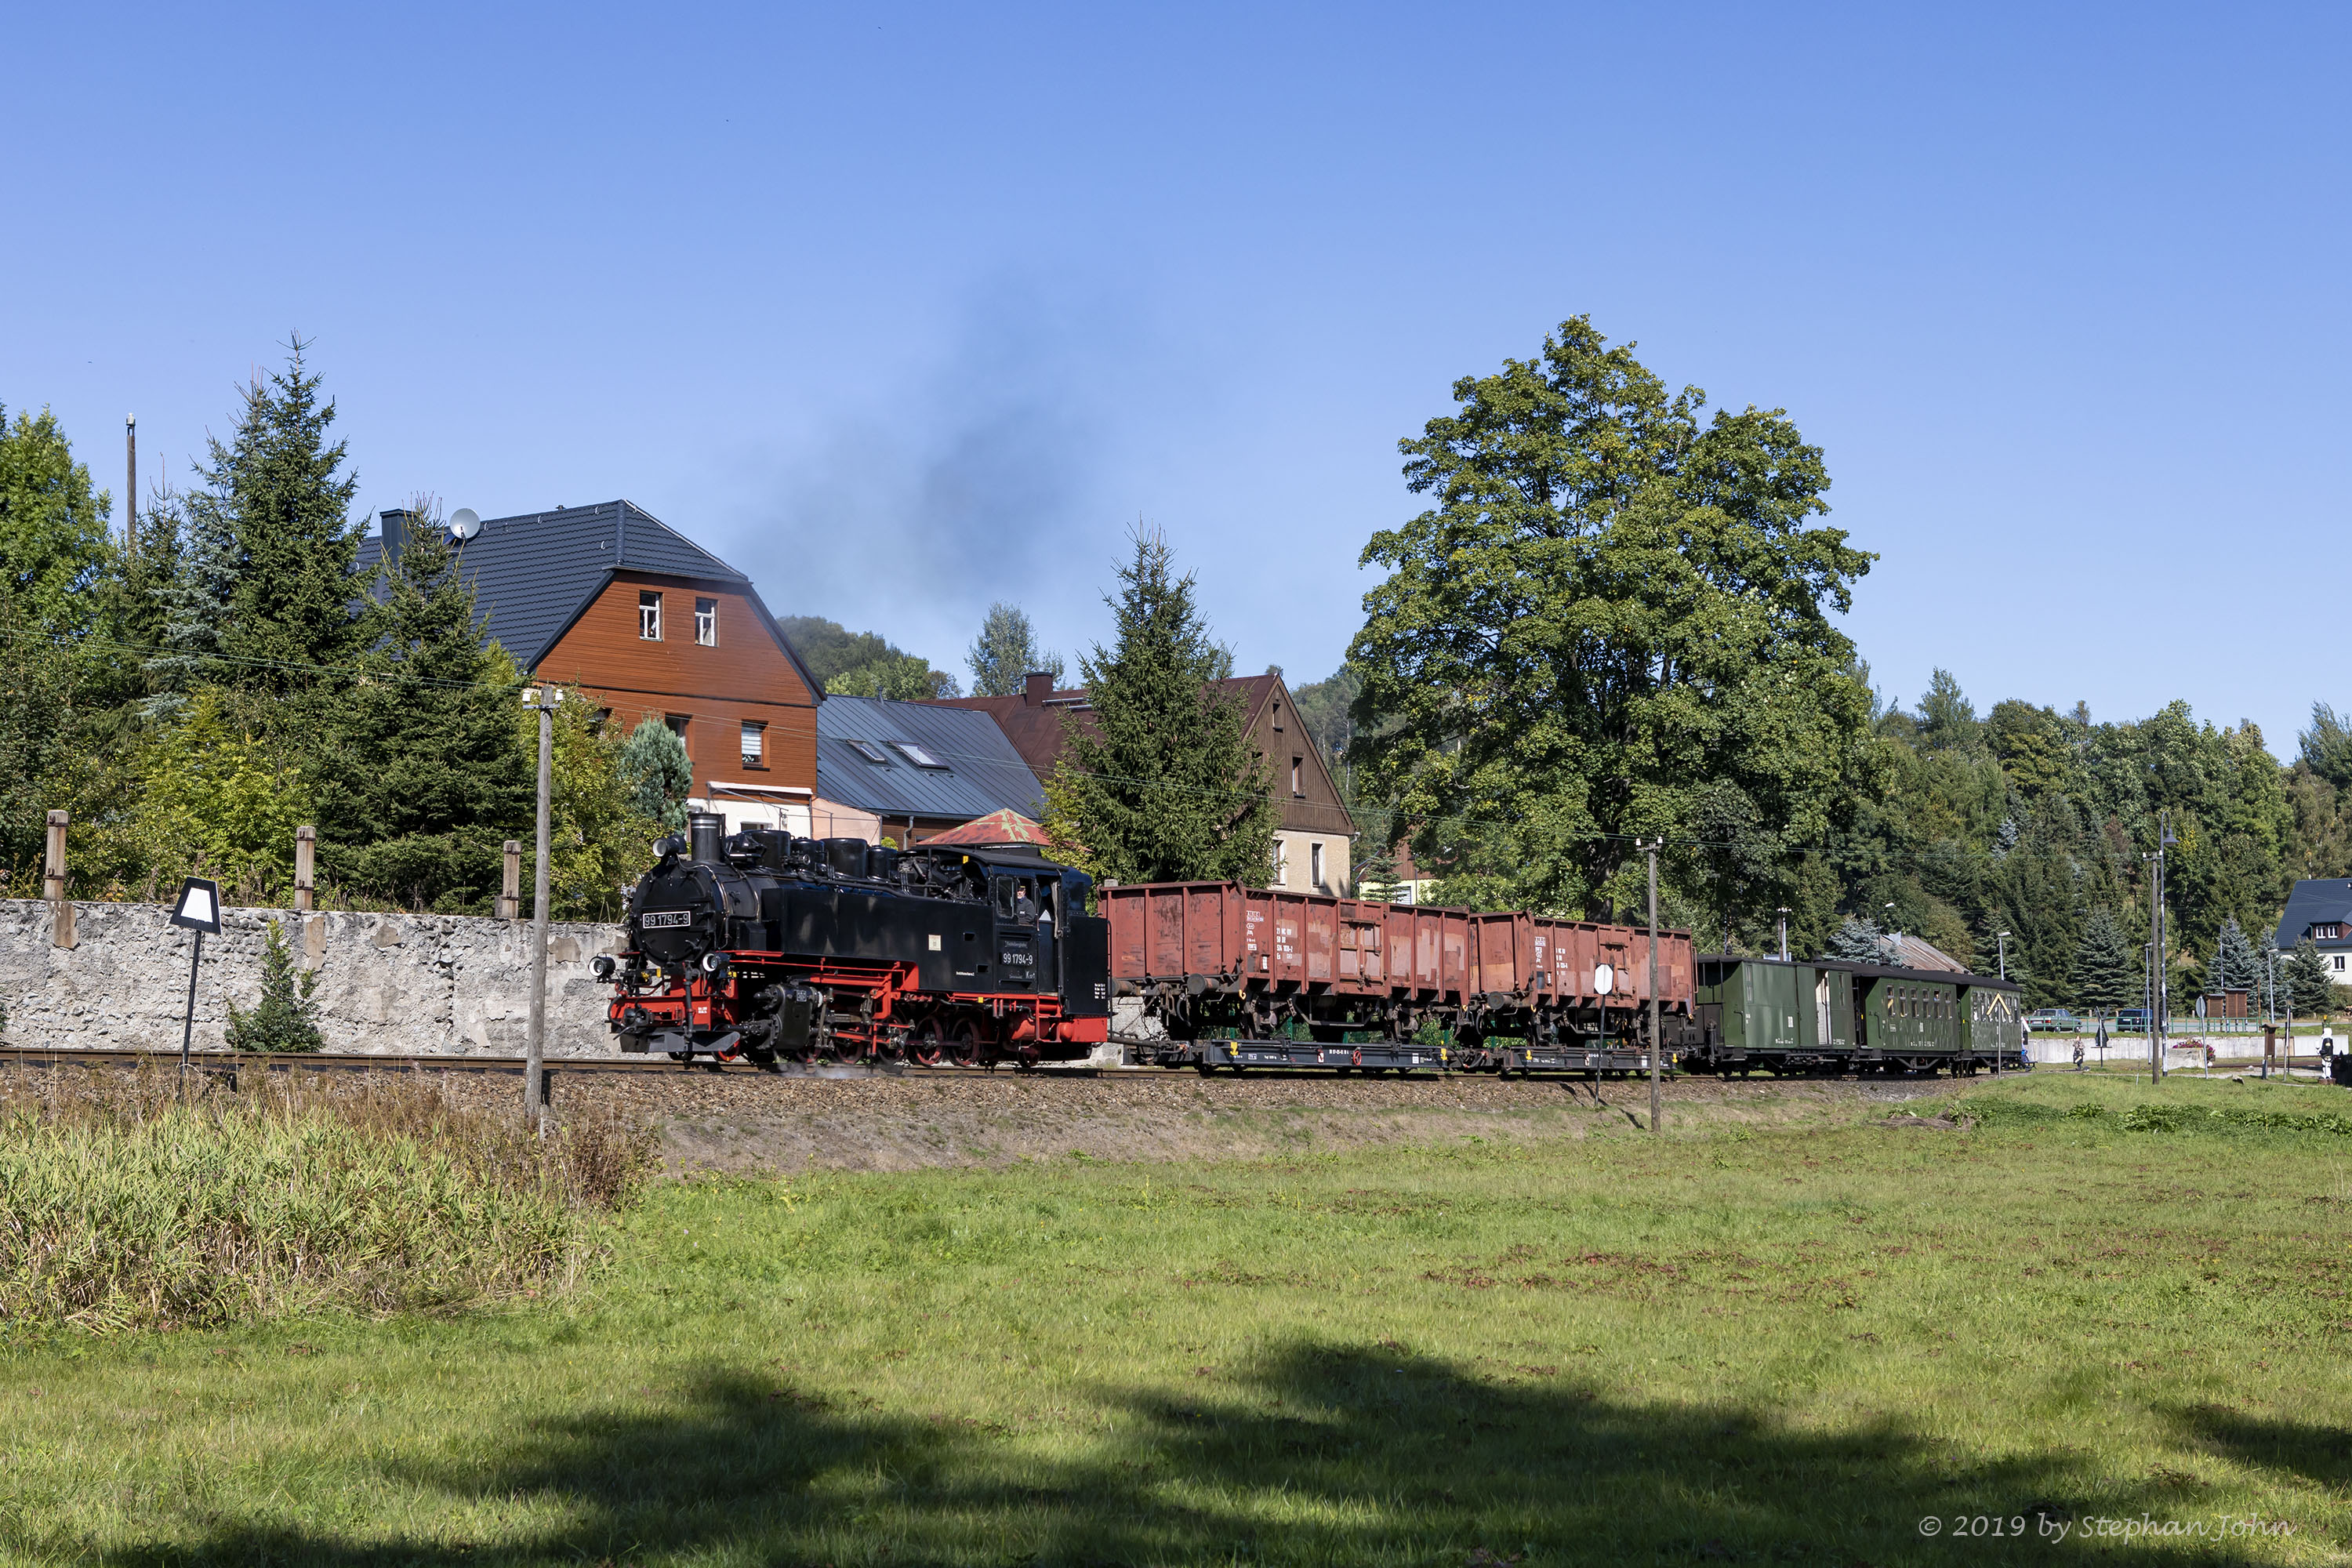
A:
[1822,915,1892,964]
[2286,938,2340,1016]
[617,718,693,833]
[966,601,1062,696]
[225,917,324,1053]
[2071,906,2139,1014]
[1043,528,1279,884]
[310,510,530,910]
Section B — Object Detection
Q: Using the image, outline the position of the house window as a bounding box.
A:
[639,590,662,641]
[1272,700,1283,732]
[695,597,717,646]
[2337,956,2347,972]
[1272,839,1288,885]
[1310,841,1324,887]
[741,720,765,769]
[664,713,689,742]
[1292,757,1304,797]
[892,741,949,769]
[844,739,891,764]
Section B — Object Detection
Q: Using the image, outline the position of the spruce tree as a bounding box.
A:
[1822,915,1891,964]
[2071,906,2139,1014]
[311,510,530,909]
[171,343,364,699]
[966,601,1062,696]
[225,917,324,1053]
[1044,528,1279,884]
[2209,915,2259,996]
[2287,938,2340,1015]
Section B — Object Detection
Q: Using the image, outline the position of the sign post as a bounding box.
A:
[169,877,223,1084]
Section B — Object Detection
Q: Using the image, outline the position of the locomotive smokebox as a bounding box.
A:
[688,813,726,864]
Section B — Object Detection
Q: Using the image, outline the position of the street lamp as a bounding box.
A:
[521,684,561,1132]
[1777,906,1790,963]
[1882,902,1899,967]
[1995,930,2010,982]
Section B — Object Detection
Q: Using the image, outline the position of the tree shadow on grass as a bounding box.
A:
[2168,1401,2352,1490]
[74,1345,2285,1566]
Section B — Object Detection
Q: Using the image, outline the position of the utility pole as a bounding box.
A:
[1776,906,1790,964]
[2151,813,2176,1086]
[523,684,557,1132]
[1995,930,2010,981]
[124,415,136,562]
[1645,837,1664,1137]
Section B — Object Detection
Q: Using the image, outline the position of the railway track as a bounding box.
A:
[0,1044,1108,1081]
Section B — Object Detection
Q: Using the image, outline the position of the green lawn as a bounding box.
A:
[5,1073,2351,1565]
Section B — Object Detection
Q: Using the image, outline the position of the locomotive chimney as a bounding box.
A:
[1023,670,1052,706]
[688,812,725,864]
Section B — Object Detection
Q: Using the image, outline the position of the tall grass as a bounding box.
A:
[0,1067,653,1333]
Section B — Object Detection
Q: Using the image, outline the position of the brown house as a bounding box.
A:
[929,670,1357,894]
[359,501,823,833]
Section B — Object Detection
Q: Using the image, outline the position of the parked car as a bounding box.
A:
[2024,1008,2081,1033]
[2112,1009,2149,1033]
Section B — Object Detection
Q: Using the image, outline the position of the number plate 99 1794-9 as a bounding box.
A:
[640,911,691,929]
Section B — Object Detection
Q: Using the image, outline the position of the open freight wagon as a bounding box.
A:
[1102,881,1696,1074]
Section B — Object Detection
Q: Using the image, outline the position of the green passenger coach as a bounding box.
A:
[1686,955,2025,1076]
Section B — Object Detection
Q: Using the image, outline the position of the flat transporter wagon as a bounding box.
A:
[1105,882,1696,1075]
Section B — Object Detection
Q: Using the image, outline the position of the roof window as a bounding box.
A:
[844,739,891,764]
[893,741,949,770]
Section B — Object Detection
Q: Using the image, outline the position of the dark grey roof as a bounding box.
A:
[816,695,1045,822]
[356,499,818,692]
[2275,878,2352,949]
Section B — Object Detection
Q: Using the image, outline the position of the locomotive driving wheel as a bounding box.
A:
[910,1017,947,1067]
[949,1018,985,1067]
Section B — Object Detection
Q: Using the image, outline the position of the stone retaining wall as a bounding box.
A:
[0,900,626,1056]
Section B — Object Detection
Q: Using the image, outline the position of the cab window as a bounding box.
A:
[994,878,1016,917]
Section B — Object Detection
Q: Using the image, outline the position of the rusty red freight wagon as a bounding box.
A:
[1102,881,1695,1074]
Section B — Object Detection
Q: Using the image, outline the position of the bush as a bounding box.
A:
[224,917,322,1053]
[0,1069,654,1333]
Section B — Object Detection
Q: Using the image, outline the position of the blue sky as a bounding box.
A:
[5,3,2345,748]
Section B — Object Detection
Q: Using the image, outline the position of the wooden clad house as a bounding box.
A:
[358,501,823,832]
[928,670,1357,894]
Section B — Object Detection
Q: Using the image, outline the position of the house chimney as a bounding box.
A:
[1024,670,1053,706]
[380,507,411,563]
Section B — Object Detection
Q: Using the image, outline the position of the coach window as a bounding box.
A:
[640,590,662,640]
[695,597,717,646]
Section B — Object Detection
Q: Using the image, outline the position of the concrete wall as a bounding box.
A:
[0,900,626,1056]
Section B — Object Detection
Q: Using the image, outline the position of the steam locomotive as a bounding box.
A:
[600,813,1111,1065]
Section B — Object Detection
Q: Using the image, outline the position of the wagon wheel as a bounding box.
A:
[949,1018,985,1067]
[909,1017,947,1068]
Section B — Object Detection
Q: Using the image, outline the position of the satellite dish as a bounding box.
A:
[449,507,482,542]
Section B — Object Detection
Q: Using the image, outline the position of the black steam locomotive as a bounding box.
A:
[598,813,1112,1066]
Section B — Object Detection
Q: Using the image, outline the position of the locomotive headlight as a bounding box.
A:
[590,955,617,981]
[699,950,730,978]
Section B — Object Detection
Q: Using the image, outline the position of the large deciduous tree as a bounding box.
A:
[1349,317,1877,927]
[1043,528,1279,884]
[0,405,111,635]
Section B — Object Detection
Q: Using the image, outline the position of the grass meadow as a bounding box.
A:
[5,1071,2352,1565]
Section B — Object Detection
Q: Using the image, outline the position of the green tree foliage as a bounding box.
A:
[966,601,1062,696]
[2071,907,2139,1014]
[1349,317,1876,928]
[616,718,693,833]
[2287,938,2340,1016]
[0,405,112,635]
[1042,529,1279,884]
[123,688,313,899]
[1290,664,1363,775]
[535,691,660,920]
[1822,915,1891,964]
[2209,915,2259,996]
[0,591,80,880]
[224,917,324,1053]
[827,654,950,700]
[311,514,532,911]
[779,615,958,697]
[206,343,365,698]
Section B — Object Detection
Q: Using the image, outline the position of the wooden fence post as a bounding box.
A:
[44,810,71,949]
[499,840,521,922]
[295,825,316,913]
